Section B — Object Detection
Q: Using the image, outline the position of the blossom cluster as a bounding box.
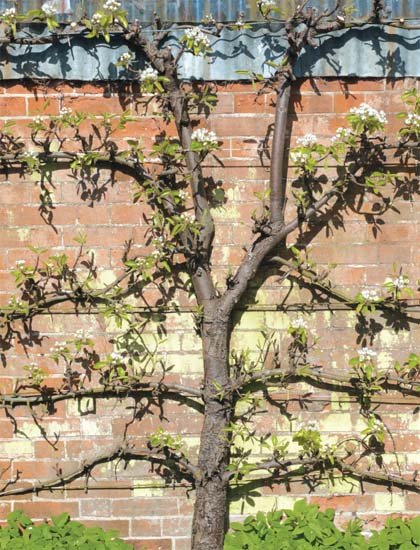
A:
[92,13,102,25]
[405,112,420,131]
[15,260,26,270]
[260,0,277,7]
[153,235,165,246]
[103,0,121,12]
[50,342,67,353]
[119,52,133,65]
[371,417,385,432]
[330,127,352,143]
[8,297,23,307]
[357,347,377,362]
[184,27,210,49]
[191,128,218,147]
[2,7,16,19]
[202,14,216,25]
[290,151,309,166]
[349,103,388,125]
[386,275,409,289]
[151,248,163,260]
[178,189,188,201]
[361,289,380,301]
[59,107,72,116]
[291,318,308,330]
[42,0,59,16]
[110,351,125,365]
[179,212,194,223]
[296,133,317,148]
[139,67,159,82]
[297,420,319,432]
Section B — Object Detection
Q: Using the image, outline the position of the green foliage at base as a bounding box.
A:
[0,511,133,550]
[224,499,420,550]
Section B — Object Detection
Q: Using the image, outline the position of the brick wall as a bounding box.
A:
[0,78,419,549]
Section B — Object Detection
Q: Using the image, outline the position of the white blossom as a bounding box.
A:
[296,133,317,148]
[331,127,352,143]
[15,260,26,269]
[103,0,121,12]
[8,297,23,307]
[297,420,319,431]
[291,318,308,330]
[290,151,309,165]
[371,417,384,431]
[2,7,16,19]
[385,275,409,289]
[357,347,377,362]
[184,27,210,49]
[260,0,277,7]
[179,213,194,225]
[202,14,216,25]
[405,113,420,131]
[361,289,380,301]
[59,107,72,116]
[41,1,59,17]
[119,52,133,65]
[350,103,387,125]
[139,67,159,82]
[50,342,67,353]
[92,12,102,25]
[191,128,218,147]
[178,189,188,201]
[110,351,125,365]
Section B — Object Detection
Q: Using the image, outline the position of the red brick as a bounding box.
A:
[291,93,333,114]
[81,519,129,537]
[131,518,162,537]
[234,93,264,113]
[62,95,131,115]
[210,115,272,137]
[112,498,179,517]
[333,92,365,113]
[0,97,26,116]
[17,500,79,519]
[131,540,171,550]
[27,96,60,116]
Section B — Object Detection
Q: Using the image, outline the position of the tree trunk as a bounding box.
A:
[191,312,233,550]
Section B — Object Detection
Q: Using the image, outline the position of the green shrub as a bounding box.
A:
[224,499,420,550]
[0,510,133,549]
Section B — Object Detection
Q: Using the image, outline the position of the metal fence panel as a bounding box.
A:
[0,1,418,22]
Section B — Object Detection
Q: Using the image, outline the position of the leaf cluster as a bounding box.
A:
[224,499,366,549]
[0,510,132,549]
[225,499,420,549]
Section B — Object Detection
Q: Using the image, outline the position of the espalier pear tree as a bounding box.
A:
[1,1,420,549]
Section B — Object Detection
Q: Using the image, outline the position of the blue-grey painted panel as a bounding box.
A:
[0,1,419,22]
[0,25,419,80]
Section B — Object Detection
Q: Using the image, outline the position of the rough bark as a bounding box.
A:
[191,308,233,550]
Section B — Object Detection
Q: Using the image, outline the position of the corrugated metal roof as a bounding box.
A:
[0,25,419,81]
[0,1,419,22]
